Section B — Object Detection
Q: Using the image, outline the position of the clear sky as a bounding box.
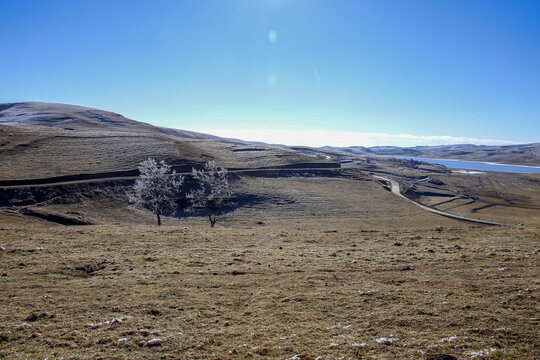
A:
[1,0,539,147]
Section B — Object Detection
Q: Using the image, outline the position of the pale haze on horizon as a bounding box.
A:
[190,128,525,148]
[0,0,539,147]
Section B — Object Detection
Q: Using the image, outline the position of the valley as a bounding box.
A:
[0,102,539,359]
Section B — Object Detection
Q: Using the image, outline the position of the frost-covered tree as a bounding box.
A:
[127,158,183,225]
[187,160,232,227]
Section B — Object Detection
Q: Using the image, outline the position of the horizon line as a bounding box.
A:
[188,128,530,148]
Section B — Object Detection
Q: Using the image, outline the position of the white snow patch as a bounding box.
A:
[469,348,497,357]
[326,323,351,330]
[352,342,367,347]
[147,338,161,345]
[285,355,301,360]
[358,290,378,296]
[88,317,127,328]
[453,170,485,174]
[438,335,457,342]
[118,337,129,342]
[376,337,397,345]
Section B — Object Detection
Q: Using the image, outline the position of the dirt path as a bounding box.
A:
[373,175,509,226]
[0,166,341,189]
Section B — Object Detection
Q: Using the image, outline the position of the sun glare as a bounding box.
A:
[268,30,277,43]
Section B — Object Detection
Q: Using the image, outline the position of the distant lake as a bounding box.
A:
[398,157,540,174]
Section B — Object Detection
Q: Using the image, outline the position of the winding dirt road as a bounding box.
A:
[373,175,508,226]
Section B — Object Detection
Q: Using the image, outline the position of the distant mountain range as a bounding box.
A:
[321,143,540,166]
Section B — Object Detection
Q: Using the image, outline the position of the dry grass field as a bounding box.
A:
[0,219,538,359]
[1,174,539,359]
[343,158,540,226]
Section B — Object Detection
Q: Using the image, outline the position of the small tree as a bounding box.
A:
[127,158,183,225]
[187,160,232,227]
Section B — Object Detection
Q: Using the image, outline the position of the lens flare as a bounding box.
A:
[268,30,277,43]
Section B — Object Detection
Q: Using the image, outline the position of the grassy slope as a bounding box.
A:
[0,221,538,359]
[1,174,539,359]
[0,125,324,180]
[0,102,330,180]
[339,157,540,226]
[419,144,540,167]
[321,144,540,167]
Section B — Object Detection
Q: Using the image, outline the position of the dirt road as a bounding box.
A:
[0,165,341,189]
[373,175,509,226]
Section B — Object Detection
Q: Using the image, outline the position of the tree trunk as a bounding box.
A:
[208,210,216,227]
[157,212,161,226]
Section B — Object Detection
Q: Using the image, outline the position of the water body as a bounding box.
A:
[398,157,540,174]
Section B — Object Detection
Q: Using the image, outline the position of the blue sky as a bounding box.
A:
[0,0,538,146]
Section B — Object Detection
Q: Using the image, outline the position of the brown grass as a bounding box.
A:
[343,158,540,226]
[1,219,538,359]
[0,124,329,181]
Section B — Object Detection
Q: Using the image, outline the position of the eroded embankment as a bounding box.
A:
[19,208,95,225]
[0,162,339,188]
[0,166,345,225]
[0,167,345,207]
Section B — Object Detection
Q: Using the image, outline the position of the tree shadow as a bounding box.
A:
[172,193,272,219]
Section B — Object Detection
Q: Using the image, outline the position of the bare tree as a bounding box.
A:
[127,158,183,225]
[187,160,232,227]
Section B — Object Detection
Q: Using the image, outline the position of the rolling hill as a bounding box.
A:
[322,143,540,166]
[0,102,334,181]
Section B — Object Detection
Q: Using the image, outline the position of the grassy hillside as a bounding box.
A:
[0,102,332,181]
[323,144,540,167]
